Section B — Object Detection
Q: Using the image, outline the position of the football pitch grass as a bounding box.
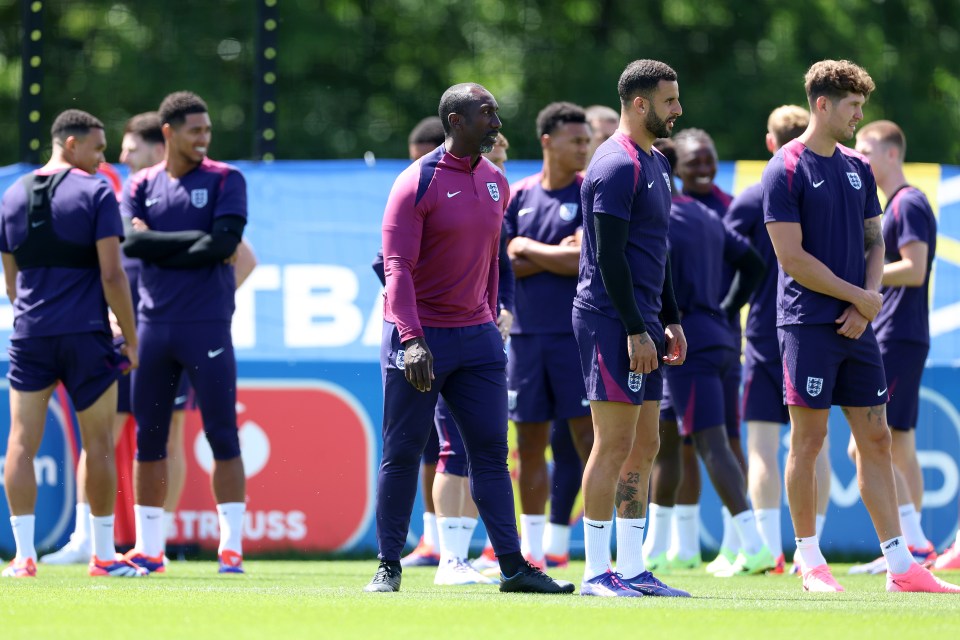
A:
[3,560,960,639]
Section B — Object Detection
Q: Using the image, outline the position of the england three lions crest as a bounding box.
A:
[395,349,405,370]
[486,182,500,202]
[846,172,862,190]
[806,376,823,397]
[191,188,209,208]
[628,372,643,393]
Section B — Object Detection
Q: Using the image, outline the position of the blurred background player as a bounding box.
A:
[574,60,688,598]
[503,102,593,569]
[121,91,249,574]
[848,120,938,573]
[671,127,745,572]
[485,132,509,173]
[1,109,145,577]
[584,105,619,164]
[725,105,832,575]
[644,138,771,577]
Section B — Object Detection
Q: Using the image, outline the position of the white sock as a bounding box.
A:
[163,512,177,552]
[423,512,438,549]
[544,523,571,557]
[90,514,116,561]
[732,509,764,555]
[615,517,646,577]
[720,506,741,552]
[74,503,91,543]
[642,504,673,559]
[754,508,783,558]
[583,518,612,580]
[898,504,929,548]
[520,514,546,561]
[134,504,165,557]
[795,535,826,571]
[10,515,37,561]
[955,528,960,547]
[674,504,700,558]
[216,502,245,555]
[459,517,478,560]
[815,513,826,539]
[881,536,915,574]
[436,516,462,563]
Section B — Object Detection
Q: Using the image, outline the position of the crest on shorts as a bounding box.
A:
[395,349,405,370]
[558,202,579,221]
[663,172,671,188]
[846,172,862,190]
[507,390,518,411]
[487,182,500,202]
[190,188,209,207]
[806,376,823,397]
[628,372,643,393]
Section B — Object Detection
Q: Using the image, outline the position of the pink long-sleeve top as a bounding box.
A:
[382,145,510,343]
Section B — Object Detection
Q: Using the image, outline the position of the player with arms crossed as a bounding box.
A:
[1,110,145,578]
[366,82,573,595]
[763,60,958,593]
[573,59,689,598]
[121,91,248,574]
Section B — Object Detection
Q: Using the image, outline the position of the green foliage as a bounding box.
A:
[0,0,959,164]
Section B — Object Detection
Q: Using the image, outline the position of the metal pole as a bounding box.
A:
[19,0,45,164]
[253,0,278,161]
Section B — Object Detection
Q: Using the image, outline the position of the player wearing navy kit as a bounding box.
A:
[120,92,248,575]
[763,60,958,594]
[365,83,572,595]
[574,59,689,598]
[504,101,593,570]
[643,138,771,577]
[726,106,832,575]
[1,110,145,578]
[847,120,938,574]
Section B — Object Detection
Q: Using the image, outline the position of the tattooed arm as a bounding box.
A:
[863,215,885,293]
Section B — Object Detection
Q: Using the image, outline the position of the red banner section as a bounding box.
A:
[169,380,375,552]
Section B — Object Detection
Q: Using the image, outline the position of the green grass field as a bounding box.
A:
[3,561,960,639]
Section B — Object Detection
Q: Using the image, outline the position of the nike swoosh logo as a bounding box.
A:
[145,197,162,207]
[447,191,461,198]
[812,180,825,188]
[630,525,645,529]
[31,220,45,228]
[586,523,604,529]
[145,514,160,520]
[878,388,887,396]
[647,180,656,188]
[208,348,225,358]
[518,207,535,216]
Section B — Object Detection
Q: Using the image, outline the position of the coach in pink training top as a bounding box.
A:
[365,83,574,596]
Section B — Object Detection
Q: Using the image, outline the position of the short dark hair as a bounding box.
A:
[51,109,104,142]
[618,60,677,105]
[438,83,489,135]
[804,60,875,104]
[408,116,446,146]
[536,102,587,138]
[858,119,907,159]
[158,91,209,127]
[653,138,677,174]
[124,111,164,146]
[674,127,717,160]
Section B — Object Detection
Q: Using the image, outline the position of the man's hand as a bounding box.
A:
[402,337,434,392]
[835,305,869,340]
[853,289,883,321]
[507,236,530,260]
[108,310,123,340]
[497,309,513,343]
[663,323,687,365]
[120,341,139,373]
[131,217,150,232]
[627,332,658,374]
[559,233,580,247]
